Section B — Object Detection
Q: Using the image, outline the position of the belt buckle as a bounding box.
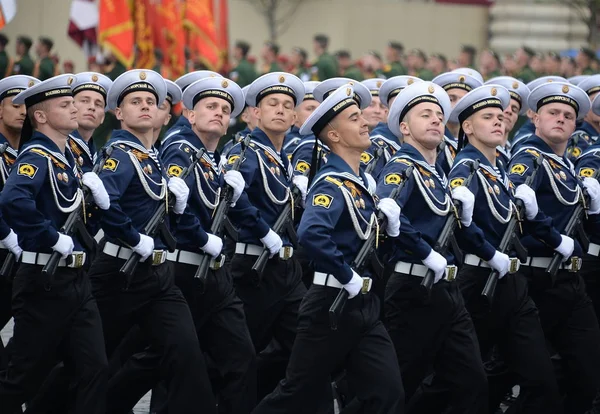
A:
[361,277,372,294]
[152,250,165,266]
[445,265,457,281]
[210,254,225,270]
[279,246,293,260]
[568,256,582,272]
[68,252,86,268]
[508,257,520,274]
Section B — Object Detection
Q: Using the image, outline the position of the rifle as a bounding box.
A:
[120,148,205,287]
[481,155,543,305]
[251,170,308,284]
[329,165,414,330]
[0,143,15,279]
[420,160,480,295]
[544,168,600,283]
[40,146,114,284]
[364,145,384,176]
[194,135,251,292]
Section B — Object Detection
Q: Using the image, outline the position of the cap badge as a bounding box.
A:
[407,79,414,85]
[140,72,147,80]
[346,88,352,96]
[28,80,35,87]
[376,81,382,88]
[67,77,74,85]
[458,75,466,82]
[428,85,435,93]
[562,85,570,93]
[491,87,497,96]
[91,74,99,82]
[221,80,229,88]
[512,81,519,89]
[279,75,285,83]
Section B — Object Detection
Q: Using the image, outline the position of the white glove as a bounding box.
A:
[82,172,110,210]
[260,229,283,258]
[52,233,74,259]
[201,233,223,258]
[365,173,377,193]
[132,234,154,262]
[583,177,600,215]
[451,186,475,227]
[487,251,510,279]
[377,198,401,237]
[422,250,447,284]
[343,270,363,299]
[168,177,190,215]
[514,184,538,220]
[223,170,245,206]
[1,229,22,260]
[555,234,575,262]
[292,175,309,204]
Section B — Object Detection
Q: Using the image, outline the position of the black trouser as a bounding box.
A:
[230,253,306,400]
[458,265,561,414]
[253,284,404,414]
[0,264,107,414]
[0,249,16,370]
[385,271,487,414]
[116,262,258,414]
[88,253,216,414]
[522,265,600,414]
[580,253,600,414]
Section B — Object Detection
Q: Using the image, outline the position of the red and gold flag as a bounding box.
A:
[98,0,135,68]
[184,0,223,71]
[133,0,155,69]
[149,0,185,78]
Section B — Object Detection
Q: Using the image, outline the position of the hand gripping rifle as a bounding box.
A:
[39,146,114,283]
[194,135,251,292]
[420,160,480,295]
[364,145,384,176]
[328,165,414,330]
[251,170,309,285]
[544,169,600,283]
[120,148,205,286]
[481,155,543,305]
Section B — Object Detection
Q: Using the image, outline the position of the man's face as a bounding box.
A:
[400,102,445,150]
[534,103,577,146]
[16,41,25,55]
[254,94,296,134]
[464,107,506,148]
[233,47,243,61]
[74,91,105,131]
[326,104,370,152]
[0,97,26,131]
[385,46,397,63]
[337,56,350,70]
[515,48,528,66]
[458,51,471,68]
[115,91,158,132]
[35,42,45,57]
[361,96,388,128]
[153,101,172,132]
[428,57,443,74]
[530,56,544,74]
[576,51,589,68]
[290,51,302,67]
[313,40,320,56]
[189,97,232,138]
[295,99,318,128]
[544,56,560,75]
[447,88,468,108]
[37,96,78,134]
[261,45,270,61]
[241,106,258,130]
[502,98,521,133]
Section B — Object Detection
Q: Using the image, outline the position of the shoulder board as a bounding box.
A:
[525,148,540,157]
[393,157,413,166]
[29,147,49,158]
[26,146,66,170]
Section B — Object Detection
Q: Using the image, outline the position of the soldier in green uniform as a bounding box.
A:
[0,34,9,79]
[311,34,337,81]
[290,47,310,81]
[362,51,385,79]
[514,46,537,83]
[12,36,34,76]
[33,37,55,81]
[428,53,447,77]
[335,50,363,80]
[407,48,434,80]
[383,41,406,78]
[577,47,596,75]
[260,42,282,74]
[544,52,562,76]
[230,41,258,88]
[478,49,502,80]
[458,44,476,68]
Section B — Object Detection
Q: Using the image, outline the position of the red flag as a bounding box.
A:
[149,0,185,78]
[133,0,155,68]
[184,0,222,71]
[98,0,135,68]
